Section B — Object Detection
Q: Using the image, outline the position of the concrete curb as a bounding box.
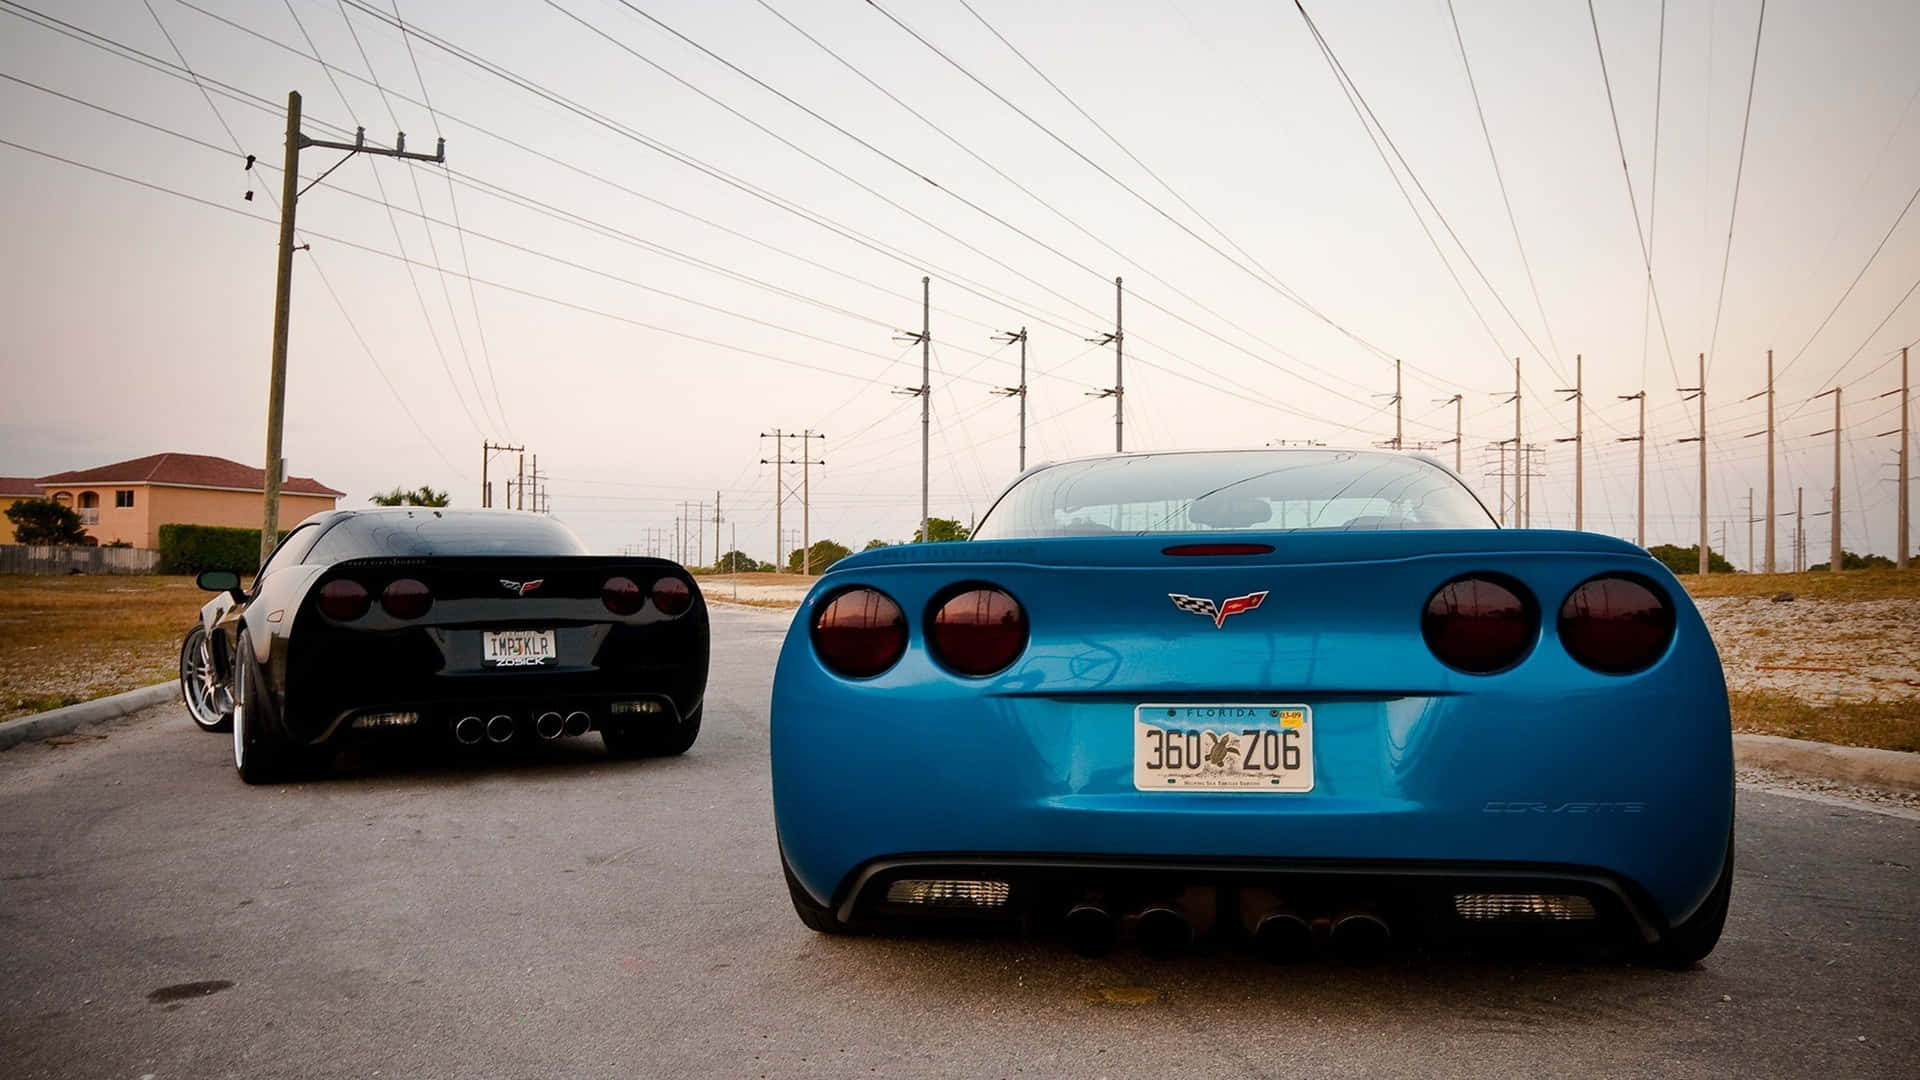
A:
[0,682,177,752]
[1734,733,1920,793]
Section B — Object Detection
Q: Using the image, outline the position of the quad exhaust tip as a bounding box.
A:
[1252,912,1312,964]
[453,715,484,745]
[1063,902,1117,958]
[1135,904,1194,960]
[563,710,591,737]
[485,714,515,744]
[534,711,565,740]
[1330,912,1391,967]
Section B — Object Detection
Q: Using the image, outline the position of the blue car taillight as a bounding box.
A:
[927,586,1028,677]
[812,587,907,679]
[1558,574,1675,675]
[1421,574,1537,674]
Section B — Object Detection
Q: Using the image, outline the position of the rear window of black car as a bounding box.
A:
[305,511,592,563]
[971,450,1496,539]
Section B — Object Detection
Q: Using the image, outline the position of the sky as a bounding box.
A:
[1,0,1916,567]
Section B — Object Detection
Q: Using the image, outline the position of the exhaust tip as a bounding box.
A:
[563,710,591,737]
[453,715,484,745]
[1252,912,1312,964]
[1135,905,1193,960]
[485,714,515,744]
[534,711,565,740]
[1063,902,1116,958]
[1331,913,1391,967]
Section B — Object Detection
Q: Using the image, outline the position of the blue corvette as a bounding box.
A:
[771,449,1732,968]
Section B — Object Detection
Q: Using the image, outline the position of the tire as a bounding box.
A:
[179,624,232,733]
[231,642,289,785]
[1639,831,1733,970]
[600,704,702,759]
[781,844,854,935]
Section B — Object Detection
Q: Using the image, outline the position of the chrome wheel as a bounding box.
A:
[231,650,246,770]
[179,625,232,733]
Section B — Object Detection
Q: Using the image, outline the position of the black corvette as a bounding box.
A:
[183,508,709,783]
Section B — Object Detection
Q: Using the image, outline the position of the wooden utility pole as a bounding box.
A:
[1618,390,1646,547]
[1901,346,1912,569]
[259,91,445,566]
[1679,353,1708,576]
[481,442,522,509]
[991,328,1028,472]
[1765,349,1777,573]
[761,429,783,571]
[798,430,824,572]
[1556,354,1583,530]
[1437,394,1463,472]
[1496,442,1508,527]
[713,492,722,571]
[1084,278,1125,453]
[1394,359,1403,449]
[1795,486,1805,573]
[1747,489,1755,572]
[1812,388,1842,571]
[891,281,932,543]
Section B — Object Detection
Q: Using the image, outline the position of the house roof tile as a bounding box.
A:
[35,453,344,497]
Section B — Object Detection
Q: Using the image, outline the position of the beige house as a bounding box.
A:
[32,453,342,549]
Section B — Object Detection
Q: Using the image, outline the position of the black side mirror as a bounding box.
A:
[196,570,241,593]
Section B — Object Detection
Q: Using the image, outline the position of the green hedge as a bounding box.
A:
[157,524,286,575]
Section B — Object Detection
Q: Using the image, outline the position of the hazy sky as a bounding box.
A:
[3,0,1917,565]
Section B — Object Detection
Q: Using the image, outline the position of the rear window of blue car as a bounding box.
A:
[305,511,591,562]
[972,450,1496,539]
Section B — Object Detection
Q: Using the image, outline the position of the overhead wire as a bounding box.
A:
[1702,0,1769,378]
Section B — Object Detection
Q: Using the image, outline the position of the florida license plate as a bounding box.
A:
[482,629,557,668]
[1133,703,1314,792]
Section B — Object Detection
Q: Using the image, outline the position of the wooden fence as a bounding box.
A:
[0,545,161,575]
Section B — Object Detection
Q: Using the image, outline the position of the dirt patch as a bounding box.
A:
[0,574,204,723]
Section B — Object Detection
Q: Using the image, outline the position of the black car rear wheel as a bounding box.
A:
[600,704,702,759]
[231,644,289,785]
[781,844,854,936]
[180,624,232,733]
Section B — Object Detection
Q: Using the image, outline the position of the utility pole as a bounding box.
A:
[1812,388,1842,571]
[481,442,522,509]
[1795,486,1805,573]
[1743,351,1781,572]
[1679,353,1708,576]
[516,451,525,511]
[713,492,722,571]
[1556,354,1583,531]
[761,430,784,571]
[991,328,1028,472]
[1495,442,1508,527]
[891,280,931,544]
[1436,395,1463,472]
[799,430,824,573]
[1618,391,1646,547]
[526,455,540,516]
[1085,277,1124,453]
[1507,359,1522,526]
[695,501,705,567]
[258,91,446,566]
[1900,346,1912,569]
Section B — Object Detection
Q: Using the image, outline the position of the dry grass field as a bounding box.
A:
[0,574,203,722]
[0,568,1915,754]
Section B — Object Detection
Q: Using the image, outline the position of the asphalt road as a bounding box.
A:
[2,604,1916,1079]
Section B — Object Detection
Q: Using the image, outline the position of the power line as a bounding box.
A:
[1702,0,1768,378]
[1585,0,1682,396]
[1774,176,1920,385]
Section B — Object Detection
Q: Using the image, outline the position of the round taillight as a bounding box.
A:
[380,578,432,619]
[317,579,370,621]
[1421,575,1537,674]
[811,587,907,679]
[1558,574,1675,675]
[603,576,643,615]
[928,586,1028,677]
[651,576,692,616]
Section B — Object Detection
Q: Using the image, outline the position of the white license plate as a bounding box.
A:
[482,629,557,668]
[1133,703,1314,792]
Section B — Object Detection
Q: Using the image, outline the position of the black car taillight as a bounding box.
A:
[811,587,907,679]
[928,586,1028,677]
[651,576,692,616]
[1558,574,1675,675]
[603,576,643,615]
[317,579,371,621]
[1422,574,1537,674]
[381,578,432,619]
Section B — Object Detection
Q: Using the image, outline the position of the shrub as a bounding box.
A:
[157,524,286,575]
